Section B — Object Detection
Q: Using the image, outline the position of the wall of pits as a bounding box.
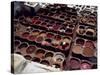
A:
[13,4,97,70]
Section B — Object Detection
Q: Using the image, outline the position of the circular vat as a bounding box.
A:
[26,45,36,54]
